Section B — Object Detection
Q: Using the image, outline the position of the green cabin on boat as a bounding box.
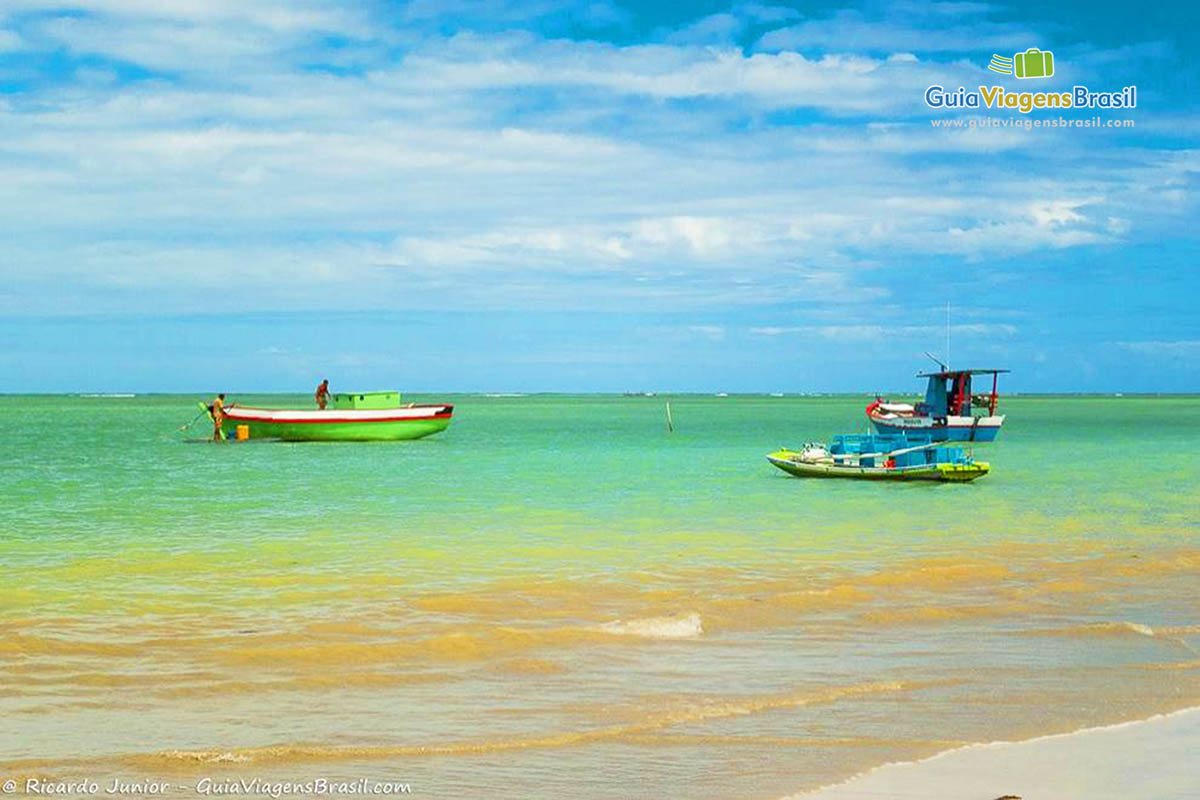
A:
[331,391,402,409]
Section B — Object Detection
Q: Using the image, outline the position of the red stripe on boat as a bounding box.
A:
[224,407,453,424]
[226,414,453,424]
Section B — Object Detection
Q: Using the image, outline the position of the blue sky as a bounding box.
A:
[0,0,1196,392]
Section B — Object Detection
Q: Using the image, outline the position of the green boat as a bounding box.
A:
[216,391,453,442]
[767,434,989,483]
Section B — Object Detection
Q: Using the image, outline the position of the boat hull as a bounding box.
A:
[220,405,453,441]
[867,413,1004,442]
[767,451,988,482]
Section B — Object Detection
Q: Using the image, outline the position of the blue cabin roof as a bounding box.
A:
[916,368,1010,378]
[830,433,929,453]
[828,433,970,467]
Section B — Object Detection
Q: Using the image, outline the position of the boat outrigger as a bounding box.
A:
[213,391,453,442]
[867,368,1009,442]
[767,434,989,482]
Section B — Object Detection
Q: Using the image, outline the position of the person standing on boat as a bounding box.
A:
[315,379,330,410]
[211,393,227,442]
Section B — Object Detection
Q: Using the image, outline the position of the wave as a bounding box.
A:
[0,635,143,658]
[217,614,705,667]
[162,671,453,697]
[1108,552,1200,577]
[1016,621,1200,655]
[1020,620,1177,640]
[491,658,565,675]
[112,680,935,769]
[859,558,1012,588]
[859,602,1030,626]
[597,613,702,639]
[1156,624,1200,636]
[219,626,598,666]
[1143,659,1200,671]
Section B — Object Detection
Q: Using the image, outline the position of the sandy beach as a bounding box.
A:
[795,706,1200,800]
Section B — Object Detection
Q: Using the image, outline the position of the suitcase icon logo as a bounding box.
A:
[988,48,1055,79]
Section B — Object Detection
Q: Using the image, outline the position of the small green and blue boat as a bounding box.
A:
[216,391,453,442]
[767,433,989,482]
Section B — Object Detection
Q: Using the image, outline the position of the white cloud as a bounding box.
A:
[1117,340,1200,356]
[939,221,1104,256]
[0,28,21,51]
[665,13,744,45]
[633,216,743,257]
[3,0,366,34]
[1030,197,1103,227]
[750,323,1018,340]
[1106,216,1131,235]
[0,2,1189,316]
[393,37,995,116]
[687,325,726,340]
[755,6,1038,53]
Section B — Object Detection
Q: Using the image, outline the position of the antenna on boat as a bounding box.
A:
[946,301,951,371]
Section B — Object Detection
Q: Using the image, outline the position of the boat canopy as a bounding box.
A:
[916,368,1010,378]
[917,369,1009,417]
[829,434,968,469]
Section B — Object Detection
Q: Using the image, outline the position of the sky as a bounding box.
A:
[0,0,1197,392]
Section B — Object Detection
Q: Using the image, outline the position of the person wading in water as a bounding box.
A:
[211,393,227,441]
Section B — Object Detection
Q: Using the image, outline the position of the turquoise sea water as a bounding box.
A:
[2,394,1198,799]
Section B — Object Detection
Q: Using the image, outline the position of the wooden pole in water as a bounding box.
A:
[665,401,674,433]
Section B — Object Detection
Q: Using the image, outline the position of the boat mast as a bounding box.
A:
[945,301,951,371]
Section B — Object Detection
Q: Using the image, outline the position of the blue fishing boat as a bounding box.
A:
[767,433,988,482]
[867,368,1009,442]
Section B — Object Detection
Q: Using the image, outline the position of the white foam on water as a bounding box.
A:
[598,613,703,639]
[785,706,1200,800]
[162,749,252,763]
[1111,620,1155,637]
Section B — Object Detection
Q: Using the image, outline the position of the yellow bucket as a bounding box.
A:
[236,424,250,441]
